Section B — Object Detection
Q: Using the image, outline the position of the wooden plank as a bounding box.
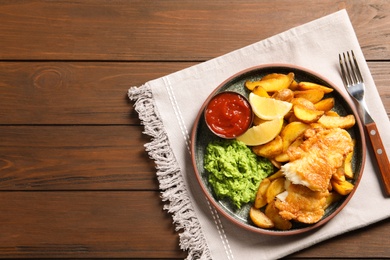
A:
[0,191,186,258]
[0,1,389,61]
[0,61,196,125]
[369,62,390,119]
[0,191,390,258]
[290,218,390,257]
[0,125,158,190]
[1,62,389,125]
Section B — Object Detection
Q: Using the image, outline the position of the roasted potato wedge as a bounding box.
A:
[294,89,325,104]
[272,88,294,102]
[332,167,346,183]
[249,207,274,229]
[298,81,334,93]
[344,150,354,179]
[293,104,324,123]
[280,121,310,152]
[324,192,343,209]
[331,179,354,196]
[254,178,271,209]
[252,85,270,98]
[274,152,289,163]
[325,110,340,117]
[265,201,292,230]
[289,79,299,90]
[266,178,285,203]
[291,97,316,110]
[252,135,283,158]
[318,114,356,129]
[245,73,294,92]
[314,97,335,112]
[268,170,284,181]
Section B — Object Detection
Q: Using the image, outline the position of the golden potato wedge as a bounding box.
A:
[266,178,286,203]
[331,179,354,196]
[269,158,282,169]
[344,150,354,179]
[254,178,271,209]
[323,192,343,209]
[252,85,270,98]
[332,167,346,183]
[265,201,292,230]
[280,121,310,152]
[293,104,324,123]
[249,207,274,229]
[314,97,335,112]
[298,82,334,93]
[245,79,260,91]
[272,88,294,102]
[289,79,299,90]
[268,170,284,181]
[293,89,325,104]
[245,73,294,92]
[325,110,340,117]
[290,97,316,110]
[252,135,283,158]
[318,114,356,129]
[274,152,289,163]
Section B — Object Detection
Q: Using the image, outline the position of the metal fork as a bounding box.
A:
[339,50,390,196]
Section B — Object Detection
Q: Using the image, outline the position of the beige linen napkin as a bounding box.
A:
[129,9,390,260]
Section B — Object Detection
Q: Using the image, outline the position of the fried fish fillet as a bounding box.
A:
[281,128,354,192]
[275,183,329,224]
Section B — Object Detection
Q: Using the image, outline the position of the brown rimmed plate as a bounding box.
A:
[190,64,366,235]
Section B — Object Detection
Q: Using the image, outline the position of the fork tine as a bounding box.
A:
[346,51,359,84]
[339,54,349,86]
[351,50,364,83]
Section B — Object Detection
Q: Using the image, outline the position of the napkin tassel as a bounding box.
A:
[128,85,212,260]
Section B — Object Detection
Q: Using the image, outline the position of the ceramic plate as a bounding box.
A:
[190,64,366,235]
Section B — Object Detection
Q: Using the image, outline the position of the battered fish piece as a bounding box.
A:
[275,183,329,224]
[281,128,354,192]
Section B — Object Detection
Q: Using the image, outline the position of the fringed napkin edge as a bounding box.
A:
[128,85,212,260]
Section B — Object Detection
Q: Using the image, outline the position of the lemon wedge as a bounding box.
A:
[249,92,292,120]
[236,117,284,146]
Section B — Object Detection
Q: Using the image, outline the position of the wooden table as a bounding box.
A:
[1,1,390,258]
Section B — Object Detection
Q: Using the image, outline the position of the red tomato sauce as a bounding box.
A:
[205,92,252,138]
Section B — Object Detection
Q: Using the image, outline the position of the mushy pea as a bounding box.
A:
[204,139,274,209]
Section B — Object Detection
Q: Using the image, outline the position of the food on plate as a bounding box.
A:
[249,93,293,120]
[279,121,310,153]
[254,178,271,208]
[318,114,356,129]
[297,81,334,93]
[314,97,335,112]
[249,207,274,229]
[293,89,325,103]
[274,183,329,224]
[252,135,283,158]
[204,92,252,138]
[265,201,292,230]
[245,72,294,92]
[236,116,284,146]
[203,71,358,230]
[343,148,354,179]
[282,128,354,192]
[204,140,274,209]
[331,178,355,195]
[293,104,324,123]
[265,177,285,203]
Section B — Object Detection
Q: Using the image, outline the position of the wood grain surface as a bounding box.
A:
[1,0,390,258]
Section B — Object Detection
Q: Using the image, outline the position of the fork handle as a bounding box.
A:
[366,122,390,196]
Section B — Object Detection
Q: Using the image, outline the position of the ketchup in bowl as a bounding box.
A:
[204,91,253,139]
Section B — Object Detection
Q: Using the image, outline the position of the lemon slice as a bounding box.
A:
[249,92,292,120]
[236,117,284,146]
